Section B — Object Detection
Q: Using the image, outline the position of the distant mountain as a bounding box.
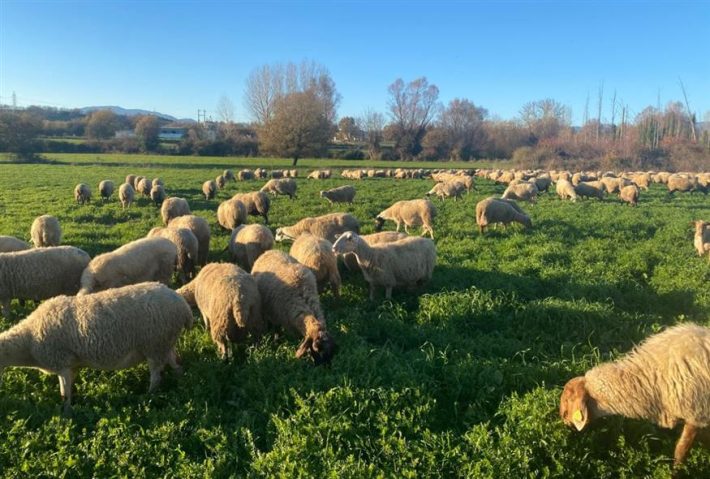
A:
[79,105,182,121]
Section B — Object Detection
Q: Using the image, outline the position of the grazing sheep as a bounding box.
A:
[119,183,135,209]
[132,176,145,191]
[475,197,532,234]
[152,177,164,188]
[216,175,226,190]
[261,178,297,199]
[78,237,177,295]
[0,246,91,318]
[667,175,698,195]
[619,184,640,206]
[574,182,605,200]
[125,174,137,187]
[160,197,191,225]
[177,263,263,359]
[217,198,247,230]
[502,182,538,204]
[275,212,360,243]
[600,176,630,194]
[427,181,465,201]
[693,220,710,258]
[340,231,408,272]
[556,179,578,201]
[0,282,192,412]
[332,232,436,300]
[375,199,437,239]
[74,183,91,205]
[288,169,298,178]
[168,215,211,266]
[631,173,651,191]
[232,191,271,224]
[560,323,710,468]
[254,168,268,179]
[320,185,356,205]
[147,226,199,284]
[290,233,341,297]
[150,183,166,206]
[308,170,331,180]
[270,170,284,179]
[30,214,62,247]
[0,236,30,253]
[202,180,217,200]
[228,224,274,272]
[238,169,254,181]
[223,169,235,182]
[98,180,114,201]
[136,177,152,197]
[251,250,336,365]
[534,175,552,193]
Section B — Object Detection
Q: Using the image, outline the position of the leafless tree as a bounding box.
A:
[358,109,385,159]
[387,77,440,160]
[439,98,488,160]
[519,99,571,141]
[216,95,235,124]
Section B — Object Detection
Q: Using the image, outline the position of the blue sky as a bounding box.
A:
[1,0,708,124]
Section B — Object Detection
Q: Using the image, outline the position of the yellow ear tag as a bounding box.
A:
[573,410,583,422]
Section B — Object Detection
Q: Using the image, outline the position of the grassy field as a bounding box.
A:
[0,154,708,477]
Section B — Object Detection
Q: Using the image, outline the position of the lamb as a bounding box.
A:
[619,184,640,206]
[340,231,408,272]
[216,174,226,189]
[289,233,341,297]
[556,179,578,201]
[320,185,356,205]
[228,224,274,272]
[560,323,710,468]
[374,199,437,239]
[119,182,135,208]
[574,182,605,200]
[150,183,165,206]
[251,250,336,365]
[30,214,62,247]
[332,231,436,300]
[0,246,91,318]
[275,212,360,243]
[0,236,30,253]
[147,226,199,284]
[98,180,114,201]
[427,181,465,201]
[238,169,254,181]
[223,169,235,182]
[160,197,191,225]
[217,198,247,230]
[136,177,152,197]
[232,191,271,224]
[0,282,193,412]
[475,197,532,234]
[502,182,538,204]
[78,237,177,295]
[177,263,263,359]
[261,178,297,199]
[202,180,217,200]
[74,183,91,204]
[693,220,710,258]
[168,215,211,266]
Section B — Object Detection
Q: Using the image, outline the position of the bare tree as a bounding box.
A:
[596,81,604,143]
[216,95,235,124]
[243,64,283,124]
[387,77,440,160]
[679,78,697,142]
[439,98,488,160]
[358,109,385,159]
[519,99,571,141]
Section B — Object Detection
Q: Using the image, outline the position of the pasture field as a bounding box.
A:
[0,154,709,477]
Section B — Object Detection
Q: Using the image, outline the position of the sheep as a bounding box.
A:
[631,173,651,191]
[556,179,578,201]
[574,182,605,200]
[168,215,211,266]
[667,175,698,195]
[150,183,165,206]
[223,169,235,182]
[600,176,630,194]
[119,182,135,208]
[0,236,30,253]
[288,169,299,178]
[560,323,710,468]
[0,246,91,318]
[340,231,408,272]
[619,184,640,206]
[254,168,268,179]
[125,174,137,187]
[427,181,465,201]
[320,185,356,205]
[308,170,331,180]
[160,197,191,225]
[693,220,710,258]
[289,233,341,297]
[374,199,437,239]
[502,182,538,204]
[0,282,193,412]
[534,175,552,193]
[152,177,164,187]
[216,175,226,190]
[261,178,297,199]
[270,170,284,179]
[228,224,274,272]
[238,169,254,181]
[475,197,532,234]
[202,180,217,200]
[251,250,336,365]
[98,180,114,201]
[177,263,263,359]
[275,212,360,243]
[136,177,152,197]
[147,226,199,284]
[30,214,62,247]
[217,198,247,230]
[78,237,177,295]
[232,191,271,224]
[74,183,91,204]
[332,231,436,300]
[132,175,145,191]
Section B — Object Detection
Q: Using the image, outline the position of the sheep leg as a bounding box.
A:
[369,282,376,301]
[403,224,410,234]
[58,368,76,415]
[167,348,183,374]
[674,423,697,467]
[147,358,166,393]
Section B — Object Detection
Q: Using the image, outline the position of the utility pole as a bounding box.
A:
[12,91,17,111]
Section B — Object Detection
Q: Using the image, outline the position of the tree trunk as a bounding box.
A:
[292,156,299,166]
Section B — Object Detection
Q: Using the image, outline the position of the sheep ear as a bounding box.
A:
[295,337,313,358]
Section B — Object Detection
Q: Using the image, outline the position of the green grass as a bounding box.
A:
[0,155,708,477]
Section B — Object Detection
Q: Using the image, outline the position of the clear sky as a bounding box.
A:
[1,0,708,124]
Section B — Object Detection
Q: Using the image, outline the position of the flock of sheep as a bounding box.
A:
[0,164,709,470]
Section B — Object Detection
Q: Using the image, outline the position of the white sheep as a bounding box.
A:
[275,212,360,243]
[147,226,199,284]
[340,231,408,272]
[556,179,578,201]
[161,197,191,225]
[228,224,274,272]
[98,180,114,201]
[251,250,336,365]
[0,246,91,318]
[320,185,356,205]
[217,198,247,230]
[427,181,465,201]
[78,237,177,295]
[216,175,226,190]
[0,282,193,412]
[560,323,710,467]
[502,182,538,204]
[30,214,62,247]
[150,183,165,206]
[232,191,271,224]
[238,169,254,181]
[202,180,217,200]
[136,177,152,197]
[332,231,436,300]
[168,215,211,267]
[0,236,30,253]
[619,184,640,206]
[74,183,91,204]
[125,174,137,187]
[119,183,135,209]
[375,199,437,239]
[177,263,263,359]
[693,220,710,259]
[132,175,145,190]
[475,197,532,234]
[574,182,604,200]
[289,233,341,297]
[261,178,297,199]
[223,169,235,182]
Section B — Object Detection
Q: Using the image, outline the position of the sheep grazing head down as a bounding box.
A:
[331,231,359,254]
[274,228,295,242]
[296,329,336,366]
[373,216,385,232]
[559,376,594,431]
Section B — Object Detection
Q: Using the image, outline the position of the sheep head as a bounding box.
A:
[295,329,336,366]
[332,231,358,254]
[274,228,295,242]
[373,216,385,232]
[560,376,592,431]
